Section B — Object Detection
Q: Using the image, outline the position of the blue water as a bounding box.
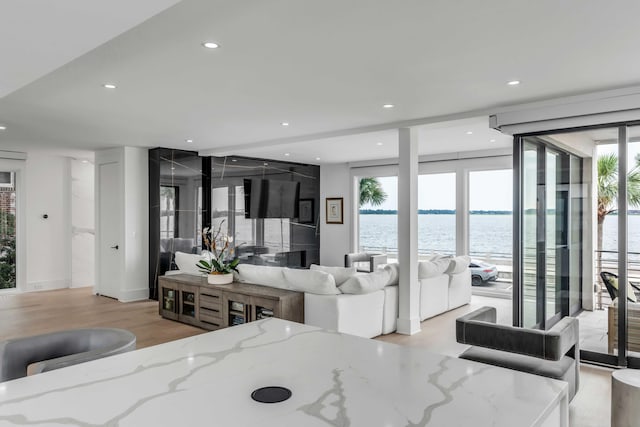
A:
[359,214,639,257]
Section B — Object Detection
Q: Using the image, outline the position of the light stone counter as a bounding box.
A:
[0,318,568,426]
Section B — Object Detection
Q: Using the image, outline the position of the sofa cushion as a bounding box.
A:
[424,253,452,262]
[418,259,450,279]
[382,263,400,286]
[174,252,205,276]
[447,255,471,275]
[310,264,357,286]
[340,270,391,294]
[236,264,289,289]
[283,268,341,295]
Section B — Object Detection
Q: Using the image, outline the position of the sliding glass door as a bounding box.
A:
[516,137,583,329]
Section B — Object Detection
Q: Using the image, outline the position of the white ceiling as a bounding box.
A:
[222,117,511,164]
[0,0,180,98]
[1,0,640,160]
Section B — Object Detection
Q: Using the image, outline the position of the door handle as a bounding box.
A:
[110,245,119,250]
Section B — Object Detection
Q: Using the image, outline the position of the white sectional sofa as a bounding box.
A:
[169,251,472,338]
[418,255,472,321]
[235,262,398,338]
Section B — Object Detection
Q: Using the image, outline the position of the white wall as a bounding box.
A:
[319,163,351,266]
[71,159,95,288]
[122,147,149,301]
[25,153,71,291]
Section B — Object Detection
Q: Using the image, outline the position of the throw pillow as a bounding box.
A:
[236,264,289,289]
[310,264,357,285]
[446,255,471,275]
[283,268,341,295]
[418,259,450,279]
[340,270,391,294]
[383,263,400,286]
[174,251,205,276]
[610,277,638,303]
[424,253,452,261]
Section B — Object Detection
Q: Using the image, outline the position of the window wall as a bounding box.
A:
[418,173,456,256]
[469,169,512,293]
[0,172,16,289]
[354,155,512,273]
[358,175,397,255]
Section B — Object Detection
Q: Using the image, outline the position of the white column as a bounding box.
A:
[456,169,469,256]
[397,128,421,335]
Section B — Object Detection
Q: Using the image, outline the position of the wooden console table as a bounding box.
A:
[158,274,304,331]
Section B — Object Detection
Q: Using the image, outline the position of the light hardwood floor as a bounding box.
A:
[0,288,612,427]
[0,287,204,348]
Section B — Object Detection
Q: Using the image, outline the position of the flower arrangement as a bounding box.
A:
[196,220,240,275]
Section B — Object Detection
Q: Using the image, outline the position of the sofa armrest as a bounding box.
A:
[456,307,578,361]
[546,316,580,359]
[370,254,388,271]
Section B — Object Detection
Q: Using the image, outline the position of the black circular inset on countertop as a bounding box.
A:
[251,386,292,403]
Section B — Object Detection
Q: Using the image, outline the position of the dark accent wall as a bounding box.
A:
[149,150,320,299]
[149,148,209,299]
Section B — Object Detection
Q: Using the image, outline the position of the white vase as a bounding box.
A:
[207,273,234,285]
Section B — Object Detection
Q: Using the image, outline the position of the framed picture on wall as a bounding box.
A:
[326,197,343,224]
[299,198,314,224]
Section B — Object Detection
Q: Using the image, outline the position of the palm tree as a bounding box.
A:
[359,177,387,207]
[596,152,640,276]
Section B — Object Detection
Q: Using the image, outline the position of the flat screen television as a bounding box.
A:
[244,178,300,218]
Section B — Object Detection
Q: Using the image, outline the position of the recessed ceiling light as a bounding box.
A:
[81,159,89,164]
[382,104,394,109]
[263,162,269,166]
[103,83,116,89]
[284,153,290,157]
[202,42,219,49]
[315,157,321,161]
[507,80,520,86]
[376,142,383,146]
[490,139,496,143]
[186,139,193,143]
[231,159,237,162]
[0,125,6,131]
[466,131,473,135]
[281,122,289,126]
[171,167,176,171]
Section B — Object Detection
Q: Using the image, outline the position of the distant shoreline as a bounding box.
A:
[359,209,640,215]
[359,209,511,215]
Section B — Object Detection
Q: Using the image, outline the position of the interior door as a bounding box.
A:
[98,162,122,299]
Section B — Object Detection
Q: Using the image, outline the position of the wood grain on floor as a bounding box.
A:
[0,287,204,349]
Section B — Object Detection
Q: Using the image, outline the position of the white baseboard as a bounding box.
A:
[25,279,69,292]
[118,288,149,302]
[70,282,94,289]
[396,316,422,335]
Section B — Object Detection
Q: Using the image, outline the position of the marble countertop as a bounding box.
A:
[0,318,567,426]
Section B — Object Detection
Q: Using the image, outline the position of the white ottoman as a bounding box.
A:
[612,369,640,427]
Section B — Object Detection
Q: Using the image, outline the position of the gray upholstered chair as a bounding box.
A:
[344,252,387,272]
[456,307,580,401]
[0,328,137,382]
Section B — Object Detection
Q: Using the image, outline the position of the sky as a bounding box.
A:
[360,140,640,212]
[361,169,513,211]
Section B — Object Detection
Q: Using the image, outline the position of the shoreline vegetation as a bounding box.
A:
[359,209,640,215]
[360,209,510,215]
